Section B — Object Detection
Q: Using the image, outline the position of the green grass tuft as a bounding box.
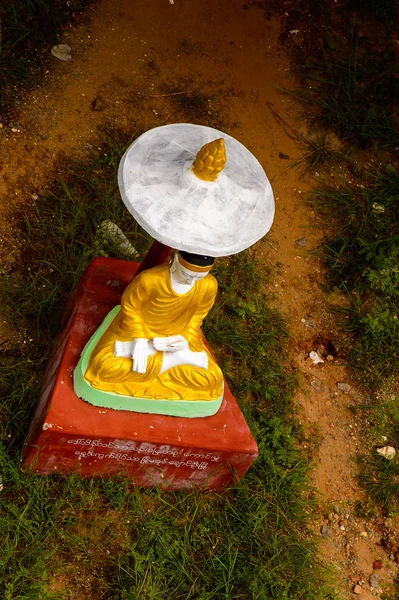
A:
[290,30,399,153]
[357,452,399,514]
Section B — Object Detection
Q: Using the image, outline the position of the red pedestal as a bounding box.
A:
[23,258,258,490]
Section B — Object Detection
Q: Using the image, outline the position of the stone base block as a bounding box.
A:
[23,258,258,490]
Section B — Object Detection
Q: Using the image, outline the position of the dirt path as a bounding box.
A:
[1,0,397,597]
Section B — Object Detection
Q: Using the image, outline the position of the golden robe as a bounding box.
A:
[84,264,223,401]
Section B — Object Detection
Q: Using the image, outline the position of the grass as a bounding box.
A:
[292,38,399,152]
[309,169,399,384]
[357,453,399,515]
[1,127,152,451]
[351,389,399,516]
[283,0,399,521]
[0,129,339,599]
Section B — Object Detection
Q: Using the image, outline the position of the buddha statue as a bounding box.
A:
[74,126,274,416]
[83,250,223,403]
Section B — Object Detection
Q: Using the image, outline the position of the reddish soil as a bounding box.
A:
[1,0,398,597]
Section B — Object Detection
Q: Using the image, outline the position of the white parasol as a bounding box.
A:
[118,123,274,257]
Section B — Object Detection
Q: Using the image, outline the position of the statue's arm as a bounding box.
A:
[181,276,218,348]
[114,275,153,373]
[117,276,151,340]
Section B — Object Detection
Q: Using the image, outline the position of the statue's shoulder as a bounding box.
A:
[133,264,169,288]
[204,272,218,294]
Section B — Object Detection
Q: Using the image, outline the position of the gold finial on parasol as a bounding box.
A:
[192,138,226,182]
